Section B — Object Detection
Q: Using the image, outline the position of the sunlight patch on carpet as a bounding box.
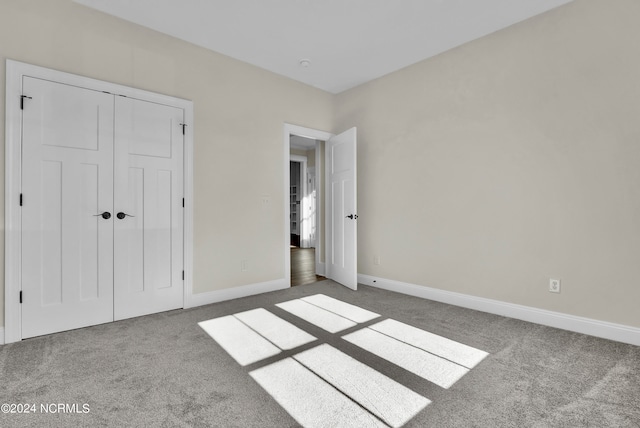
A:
[201,295,490,426]
[300,294,380,323]
[234,308,317,350]
[293,344,430,428]
[276,299,357,333]
[343,328,469,389]
[369,319,488,369]
[198,316,281,366]
[199,309,317,366]
[250,357,388,428]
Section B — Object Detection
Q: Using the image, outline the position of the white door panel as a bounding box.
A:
[21,77,185,337]
[113,97,184,320]
[21,77,114,338]
[326,128,357,290]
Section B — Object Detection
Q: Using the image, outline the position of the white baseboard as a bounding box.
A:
[358,274,640,347]
[0,282,287,345]
[316,262,326,276]
[186,279,288,309]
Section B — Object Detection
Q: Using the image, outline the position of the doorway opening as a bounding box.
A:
[283,123,358,290]
[290,136,325,286]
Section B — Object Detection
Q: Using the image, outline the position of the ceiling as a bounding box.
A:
[74,0,573,94]
[290,135,317,150]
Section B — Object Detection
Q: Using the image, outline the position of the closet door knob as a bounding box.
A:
[117,212,135,219]
[94,212,111,220]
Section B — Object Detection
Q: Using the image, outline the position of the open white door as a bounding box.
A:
[325,128,357,290]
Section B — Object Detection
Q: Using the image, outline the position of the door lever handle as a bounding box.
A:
[346,214,358,220]
[116,212,135,220]
[94,212,111,220]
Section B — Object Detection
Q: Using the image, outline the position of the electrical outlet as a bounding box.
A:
[549,278,561,293]
[373,255,381,266]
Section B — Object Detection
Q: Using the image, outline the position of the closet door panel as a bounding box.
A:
[113,97,184,320]
[21,77,115,338]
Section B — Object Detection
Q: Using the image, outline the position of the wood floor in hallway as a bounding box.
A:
[291,247,325,286]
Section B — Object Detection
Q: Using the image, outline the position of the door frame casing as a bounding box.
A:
[283,124,333,286]
[290,154,307,248]
[4,60,195,343]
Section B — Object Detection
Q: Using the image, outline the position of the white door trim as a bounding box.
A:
[283,124,333,287]
[4,60,194,343]
[290,155,308,248]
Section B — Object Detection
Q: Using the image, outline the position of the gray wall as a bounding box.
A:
[0,0,334,325]
[335,0,640,328]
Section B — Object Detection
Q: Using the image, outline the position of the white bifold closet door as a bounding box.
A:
[21,77,184,339]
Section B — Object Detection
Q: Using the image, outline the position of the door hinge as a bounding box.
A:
[19,193,23,206]
[179,123,187,135]
[20,95,32,110]
[19,291,23,304]
[182,270,185,281]
[182,198,185,208]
